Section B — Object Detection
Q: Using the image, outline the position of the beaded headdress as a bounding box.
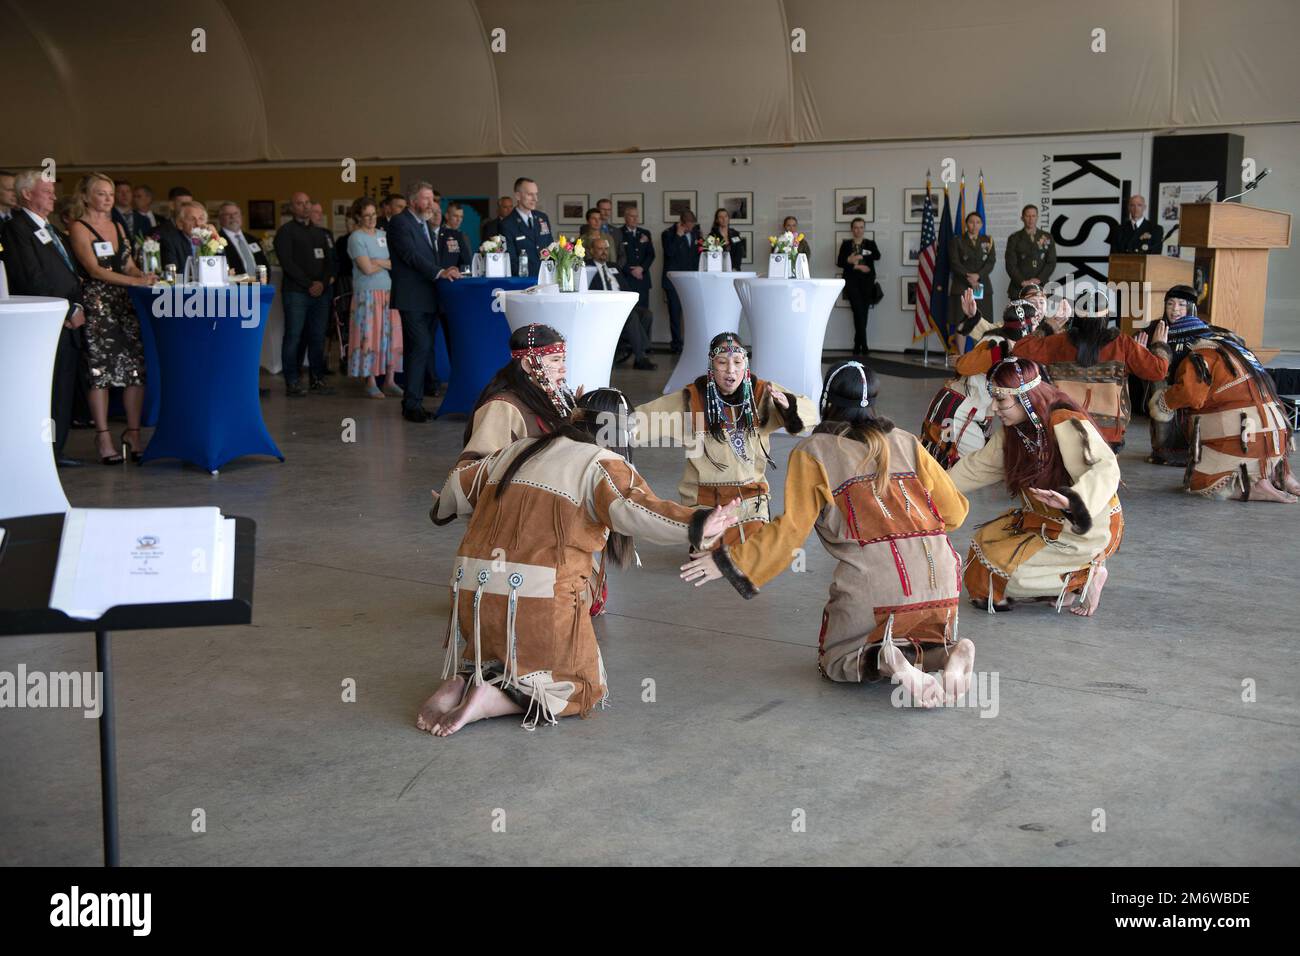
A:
[988,357,1045,456]
[704,334,757,463]
[511,323,574,416]
[821,361,871,410]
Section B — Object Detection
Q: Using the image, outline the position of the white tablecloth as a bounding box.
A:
[0,295,70,518]
[259,266,287,374]
[662,271,757,394]
[733,277,844,400]
[501,287,638,394]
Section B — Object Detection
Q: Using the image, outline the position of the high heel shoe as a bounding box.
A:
[96,429,125,465]
[119,428,144,464]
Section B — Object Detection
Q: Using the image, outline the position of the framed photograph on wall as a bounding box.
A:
[662,190,698,223]
[901,230,923,266]
[717,191,753,225]
[834,187,874,223]
[903,188,932,223]
[557,193,590,226]
[247,200,275,231]
[737,230,754,265]
[901,275,920,310]
[610,192,643,223]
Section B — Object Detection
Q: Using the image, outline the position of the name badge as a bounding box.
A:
[248,242,261,252]
[376,235,388,248]
[313,247,325,259]
[93,240,114,257]
[35,228,52,244]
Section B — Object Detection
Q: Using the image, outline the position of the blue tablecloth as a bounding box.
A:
[435,276,536,416]
[129,284,284,473]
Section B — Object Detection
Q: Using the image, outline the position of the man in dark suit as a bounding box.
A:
[660,210,699,354]
[376,193,406,231]
[155,186,195,270]
[1,170,87,466]
[111,179,136,237]
[217,202,269,276]
[132,185,159,232]
[388,182,461,422]
[479,195,514,243]
[501,178,552,277]
[0,170,18,225]
[589,236,655,370]
[615,205,655,349]
[440,202,474,270]
[1110,194,1165,255]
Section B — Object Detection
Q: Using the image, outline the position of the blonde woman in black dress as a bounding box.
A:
[68,172,157,463]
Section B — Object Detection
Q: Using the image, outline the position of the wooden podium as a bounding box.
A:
[1179,202,1292,362]
[1107,254,1192,333]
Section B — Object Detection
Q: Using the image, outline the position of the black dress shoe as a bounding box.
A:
[56,456,83,468]
[633,359,658,370]
[613,349,633,365]
[402,407,432,423]
[309,379,336,396]
[670,345,684,355]
[286,382,307,398]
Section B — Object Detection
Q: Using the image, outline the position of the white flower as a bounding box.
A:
[142,239,160,253]
[480,238,504,253]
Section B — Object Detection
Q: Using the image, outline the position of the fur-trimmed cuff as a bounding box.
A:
[1148,340,1172,363]
[1148,387,1175,423]
[688,508,712,551]
[779,392,804,434]
[715,546,760,599]
[1055,487,1092,536]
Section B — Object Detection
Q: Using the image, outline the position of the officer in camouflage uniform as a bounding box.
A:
[948,211,996,330]
[1005,204,1056,297]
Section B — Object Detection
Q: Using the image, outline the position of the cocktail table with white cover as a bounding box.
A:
[733,277,844,401]
[0,295,70,518]
[662,270,757,394]
[500,287,638,394]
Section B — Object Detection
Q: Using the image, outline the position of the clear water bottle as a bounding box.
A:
[519,251,529,277]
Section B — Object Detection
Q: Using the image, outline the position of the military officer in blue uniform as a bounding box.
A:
[615,205,655,349]
[501,177,552,277]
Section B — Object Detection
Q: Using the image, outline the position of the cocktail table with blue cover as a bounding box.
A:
[435,276,536,417]
[130,284,283,474]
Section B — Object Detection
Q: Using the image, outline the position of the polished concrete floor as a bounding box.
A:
[2,351,1298,866]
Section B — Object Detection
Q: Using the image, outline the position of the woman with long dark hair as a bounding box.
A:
[708,208,744,271]
[947,358,1123,617]
[1011,305,1168,450]
[680,362,974,708]
[635,331,815,546]
[419,388,738,735]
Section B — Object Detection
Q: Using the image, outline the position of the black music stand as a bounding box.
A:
[0,512,256,866]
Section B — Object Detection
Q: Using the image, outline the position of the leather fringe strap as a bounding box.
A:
[470,570,489,687]
[440,565,465,680]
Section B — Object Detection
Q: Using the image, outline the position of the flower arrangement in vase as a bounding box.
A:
[541,235,585,292]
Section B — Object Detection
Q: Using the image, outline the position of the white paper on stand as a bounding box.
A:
[768,253,788,278]
[795,253,811,279]
[48,507,235,620]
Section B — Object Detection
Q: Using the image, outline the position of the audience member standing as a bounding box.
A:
[836,217,881,355]
[440,202,473,270]
[111,180,135,237]
[273,191,336,397]
[616,205,655,347]
[480,195,514,243]
[597,198,615,239]
[709,208,744,271]
[388,181,460,422]
[948,212,996,329]
[66,173,157,464]
[132,184,157,230]
[660,210,699,354]
[377,193,406,231]
[156,186,194,268]
[1005,204,1056,296]
[589,237,656,370]
[501,177,552,276]
[579,208,605,262]
[218,202,268,276]
[1110,195,1164,255]
[346,197,403,399]
[0,170,87,466]
[0,170,16,225]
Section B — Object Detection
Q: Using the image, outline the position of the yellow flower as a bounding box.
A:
[768,236,776,244]
[797,233,805,242]
[574,240,585,256]
[558,234,566,245]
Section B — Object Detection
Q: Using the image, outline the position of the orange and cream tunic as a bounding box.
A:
[635,378,817,546]
[1012,332,1169,445]
[713,427,969,682]
[1154,339,1293,498]
[947,409,1123,609]
[433,436,714,727]
[456,392,554,468]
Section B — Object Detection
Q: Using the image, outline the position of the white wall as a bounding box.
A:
[500,123,1300,353]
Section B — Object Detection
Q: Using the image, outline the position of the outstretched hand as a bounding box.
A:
[1151,320,1168,344]
[1134,331,1149,348]
[770,390,789,410]
[1027,487,1070,510]
[680,552,722,587]
[702,497,742,540]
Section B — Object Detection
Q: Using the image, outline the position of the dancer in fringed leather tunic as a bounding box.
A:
[948,358,1123,617]
[635,332,816,546]
[1150,312,1297,503]
[921,298,1040,468]
[419,389,738,735]
[682,362,975,708]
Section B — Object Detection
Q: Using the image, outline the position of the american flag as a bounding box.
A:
[912,187,938,339]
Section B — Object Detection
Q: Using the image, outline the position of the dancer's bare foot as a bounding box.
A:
[879,640,944,708]
[942,639,976,703]
[431,682,524,736]
[1248,478,1297,503]
[1283,472,1300,496]
[1069,565,1109,617]
[415,676,465,733]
